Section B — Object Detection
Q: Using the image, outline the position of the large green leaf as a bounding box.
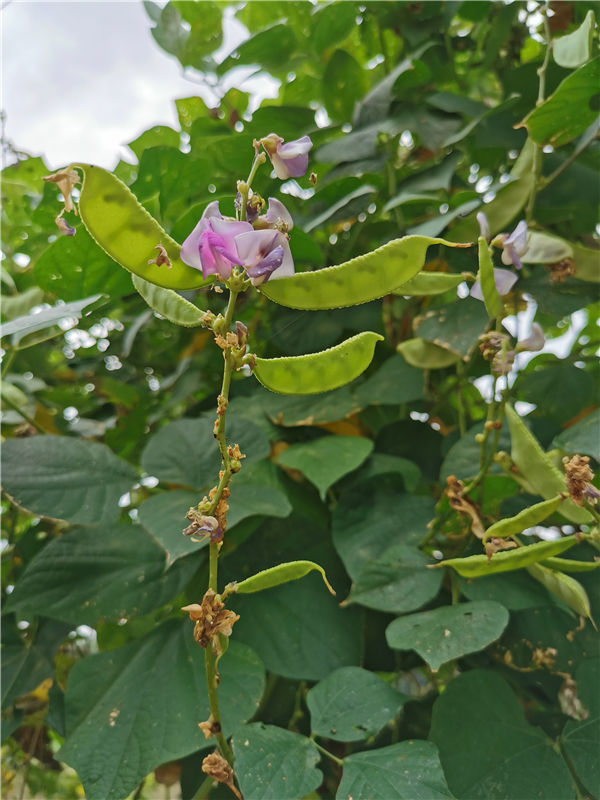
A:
[346,543,443,614]
[34,228,133,301]
[552,409,600,461]
[276,435,373,498]
[1,435,137,525]
[0,294,103,343]
[253,332,383,395]
[307,666,407,742]
[429,670,576,799]
[415,298,490,358]
[58,625,265,800]
[232,723,321,800]
[141,416,269,489]
[386,601,509,671]
[138,489,206,564]
[260,237,471,310]
[4,524,199,625]
[519,57,600,147]
[323,49,367,121]
[562,658,600,795]
[337,741,456,800]
[354,353,425,406]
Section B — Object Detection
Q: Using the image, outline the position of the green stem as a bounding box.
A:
[1,391,45,433]
[239,152,266,221]
[456,362,467,436]
[205,646,234,765]
[310,738,344,767]
[525,4,552,223]
[1,347,15,377]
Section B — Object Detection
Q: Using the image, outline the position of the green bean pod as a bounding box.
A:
[231,560,335,596]
[434,535,581,578]
[70,163,208,290]
[396,338,461,369]
[393,271,466,296]
[527,563,592,620]
[483,495,564,542]
[541,557,600,573]
[260,236,472,310]
[131,275,206,327]
[477,237,503,319]
[253,331,383,395]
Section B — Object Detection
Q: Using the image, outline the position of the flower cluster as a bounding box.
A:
[471,215,529,303]
[181,134,312,285]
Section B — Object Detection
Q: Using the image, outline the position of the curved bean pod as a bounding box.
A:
[253,331,384,395]
[132,275,206,327]
[70,163,208,290]
[231,560,335,596]
[260,236,472,310]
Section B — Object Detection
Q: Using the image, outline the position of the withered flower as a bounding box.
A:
[446,476,485,539]
[43,169,80,213]
[485,537,518,560]
[183,510,222,541]
[563,454,600,506]
[202,752,242,800]
[148,244,172,268]
[182,589,239,654]
[198,714,221,740]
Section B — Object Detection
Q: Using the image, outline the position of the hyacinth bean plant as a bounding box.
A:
[2,3,599,799]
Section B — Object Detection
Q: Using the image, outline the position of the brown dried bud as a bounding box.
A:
[309,172,317,186]
[546,258,576,283]
[236,321,249,348]
[198,715,221,740]
[478,331,509,362]
[563,454,599,506]
[147,244,172,269]
[43,169,80,213]
[202,753,241,800]
[485,537,518,560]
[182,590,240,653]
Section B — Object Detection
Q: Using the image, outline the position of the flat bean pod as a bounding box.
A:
[434,535,581,578]
[393,271,466,296]
[541,557,600,573]
[260,236,471,310]
[527,563,592,620]
[232,560,335,596]
[253,331,383,395]
[397,338,461,369]
[483,495,564,541]
[71,163,208,290]
[505,404,591,524]
[132,275,206,327]
[477,237,503,319]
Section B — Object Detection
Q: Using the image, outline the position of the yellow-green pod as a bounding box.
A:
[483,495,564,542]
[253,331,383,395]
[231,560,335,596]
[131,275,206,327]
[434,535,581,578]
[477,237,503,319]
[70,164,208,290]
[260,236,472,310]
[527,563,592,620]
[541,557,600,573]
[393,271,466,296]
[397,338,461,369]
[505,404,592,524]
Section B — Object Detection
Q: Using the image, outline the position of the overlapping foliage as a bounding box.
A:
[1,2,599,799]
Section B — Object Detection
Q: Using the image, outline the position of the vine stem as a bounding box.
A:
[238,151,266,221]
[203,286,239,767]
[525,3,552,223]
[310,738,345,767]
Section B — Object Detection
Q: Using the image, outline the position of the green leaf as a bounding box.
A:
[260,237,471,310]
[354,353,424,406]
[323,50,367,121]
[437,535,583,578]
[260,385,362,426]
[227,483,293,529]
[70,163,208,289]
[552,409,600,461]
[337,741,456,800]
[311,2,355,54]
[429,670,576,800]
[345,543,443,614]
[276,435,373,498]
[137,489,205,564]
[141,416,269,489]
[396,339,461,369]
[562,658,600,795]
[527,563,592,620]
[441,423,510,482]
[307,666,407,742]
[460,570,555,611]
[519,57,600,147]
[233,560,335,596]
[218,23,297,75]
[505,404,591,523]
[573,242,600,283]
[0,286,45,321]
[232,723,321,800]
[0,294,102,343]
[483,495,564,541]
[132,274,206,326]
[521,230,573,264]
[4,524,199,625]
[253,332,384,395]
[386,600,509,671]
[477,237,503,318]
[34,228,133,301]
[553,11,596,69]
[415,297,490,358]
[58,624,264,800]
[394,271,466,296]
[1,435,137,525]
[127,125,180,159]
[517,362,596,425]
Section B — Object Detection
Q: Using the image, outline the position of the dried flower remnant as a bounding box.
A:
[202,752,242,800]
[477,331,515,375]
[55,212,75,236]
[546,258,576,283]
[147,244,172,268]
[43,169,80,213]
[516,322,545,353]
[183,511,222,541]
[446,476,485,539]
[198,714,221,740]
[182,590,240,654]
[563,454,600,506]
[485,537,518,560]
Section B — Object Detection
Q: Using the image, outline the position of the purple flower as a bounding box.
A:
[260,133,313,180]
[494,220,528,270]
[471,268,518,301]
[181,199,295,284]
[516,322,545,353]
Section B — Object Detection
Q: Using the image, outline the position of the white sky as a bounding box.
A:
[1,0,271,170]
